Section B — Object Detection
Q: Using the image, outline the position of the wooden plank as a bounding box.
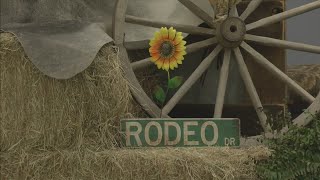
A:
[113,0,128,45]
[131,58,152,70]
[125,15,215,36]
[124,40,150,50]
[121,118,240,147]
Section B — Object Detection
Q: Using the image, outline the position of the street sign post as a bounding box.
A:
[121,118,240,147]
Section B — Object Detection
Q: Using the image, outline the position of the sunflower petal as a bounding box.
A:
[180,50,187,56]
[150,32,161,46]
[174,50,186,59]
[177,59,183,65]
[169,57,175,62]
[178,40,187,46]
[149,39,155,46]
[175,43,186,51]
[174,62,178,68]
[169,64,174,70]
[150,39,162,47]
[168,27,176,41]
[174,32,183,45]
[150,44,160,51]
[149,38,157,46]
[156,58,165,69]
[150,53,161,62]
[150,40,163,49]
[160,27,169,39]
[155,31,162,39]
[163,59,170,71]
[169,57,178,70]
[149,42,163,53]
[149,48,159,54]
[173,59,179,68]
[175,55,184,64]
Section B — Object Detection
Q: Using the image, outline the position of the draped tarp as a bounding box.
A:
[0,0,214,79]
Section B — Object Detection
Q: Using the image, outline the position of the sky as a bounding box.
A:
[286,0,320,65]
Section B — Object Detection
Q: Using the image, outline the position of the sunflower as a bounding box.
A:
[149,27,187,71]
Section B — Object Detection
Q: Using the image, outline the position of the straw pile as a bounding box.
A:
[288,64,320,99]
[1,146,270,179]
[0,32,270,179]
[0,32,137,152]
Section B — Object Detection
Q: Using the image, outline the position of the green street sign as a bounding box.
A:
[121,118,240,147]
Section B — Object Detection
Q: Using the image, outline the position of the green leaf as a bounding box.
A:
[168,76,183,89]
[153,85,166,103]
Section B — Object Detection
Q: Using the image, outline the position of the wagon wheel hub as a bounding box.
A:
[217,17,246,48]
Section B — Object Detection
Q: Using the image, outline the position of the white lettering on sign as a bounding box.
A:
[201,121,219,146]
[126,122,142,146]
[164,122,181,146]
[123,119,238,147]
[184,121,199,146]
[224,138,236,146]
[145,121,162,146]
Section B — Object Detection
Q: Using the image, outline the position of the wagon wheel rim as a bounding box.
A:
[113,0,320,135]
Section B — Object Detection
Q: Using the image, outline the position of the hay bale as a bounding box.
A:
[1,146,270,179]
[208,0,242,21]
[0,32,137,151]
[288,64,320,109]
[0,33,269,179]
[288,64,320,96]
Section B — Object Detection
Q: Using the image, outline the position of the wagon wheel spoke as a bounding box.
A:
[118,45,168,118]
[124,40,150,50]
[233,47,270,133]
[131,58,153,70]
[186,37,218,54]
[113,0,129,45]
[241,42,315,103]
[230,3,240,17]
[131,37,218,70]
[125,15,215,36]
[208,0,216,18]
[239,0,263,20]
[245,34,320,54]
[162,45,223,115]
[178,0,215,28]
[214,49,231,118]
[246,1,320,31]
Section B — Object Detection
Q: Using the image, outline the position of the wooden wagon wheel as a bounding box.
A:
[113,0,320,134]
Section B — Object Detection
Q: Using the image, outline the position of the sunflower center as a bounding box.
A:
[160,41,174,57]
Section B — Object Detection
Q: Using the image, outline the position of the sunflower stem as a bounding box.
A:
[160,71,171,118]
